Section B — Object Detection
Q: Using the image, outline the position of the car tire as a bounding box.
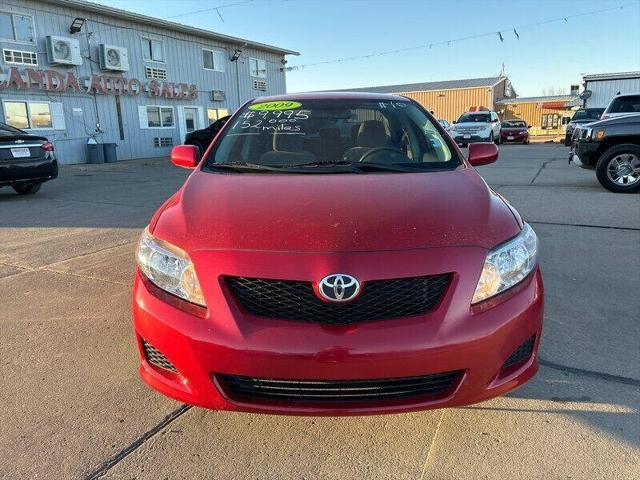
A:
[488,132,494,144]
[13,183,42,195]
[595,144,640,193]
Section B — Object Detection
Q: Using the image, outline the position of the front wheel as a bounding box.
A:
[13,183,42,195]
[488,132,494,144]
[595,144,640,193]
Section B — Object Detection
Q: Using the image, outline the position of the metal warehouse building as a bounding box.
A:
[330,76,517,123]
[581,71,640,108]
[0,0,298,164]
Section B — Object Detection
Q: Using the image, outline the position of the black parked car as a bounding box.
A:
[564,108,605,146]
[184,116,230,156]
[570,114,640,193]
[0,122,57,195]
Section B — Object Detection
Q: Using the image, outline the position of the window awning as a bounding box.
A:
[539,101,570,109]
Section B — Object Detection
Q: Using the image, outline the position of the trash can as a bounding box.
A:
[103,143,118,163]
[86,143,104,164]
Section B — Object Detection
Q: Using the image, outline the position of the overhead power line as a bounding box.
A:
[282,2,636,72]
[165,0,289,20]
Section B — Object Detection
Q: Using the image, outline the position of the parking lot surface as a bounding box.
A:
[1,144,639,479]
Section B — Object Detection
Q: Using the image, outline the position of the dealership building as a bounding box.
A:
[0,0,298,163]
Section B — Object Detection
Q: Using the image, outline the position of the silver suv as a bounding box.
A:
[450,111,501,147]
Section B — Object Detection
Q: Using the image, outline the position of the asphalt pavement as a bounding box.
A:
[1,145,638,479]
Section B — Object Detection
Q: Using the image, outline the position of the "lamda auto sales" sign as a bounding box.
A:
[0,67,198,99]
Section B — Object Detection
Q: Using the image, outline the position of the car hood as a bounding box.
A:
[585,113,640,128]
[154,168,521,253]
[501,128,527,133]
[569,119,598,126]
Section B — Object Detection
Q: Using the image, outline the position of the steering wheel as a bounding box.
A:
[358,146,407,163]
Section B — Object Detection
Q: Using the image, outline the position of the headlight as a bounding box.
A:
[472,223,538,304]
[136,227,206,306]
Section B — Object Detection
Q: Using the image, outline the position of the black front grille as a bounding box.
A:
[502,335,536,370]
[225,274,451,326]
[142,339,178,373]
[217,371,463,404]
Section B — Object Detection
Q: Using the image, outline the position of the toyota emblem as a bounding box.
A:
[318,274,360,302]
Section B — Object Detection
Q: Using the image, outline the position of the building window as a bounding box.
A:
[207,108,229,124]
[3,101,52,129]
[249,57,266,78]
[142,38,164,62]
[153,137,174,147]
[0,12,35,43]
[146,106,174,128]
[541,113,560,130]
[145,66,167,80]
[202,49,225,72]
[3,48,37,65]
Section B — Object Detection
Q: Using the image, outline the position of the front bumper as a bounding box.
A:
[133,247,544,416]
[501,132,528,143]
[0,157,58,186]
[569,141,599,169]
[451,133,492,146]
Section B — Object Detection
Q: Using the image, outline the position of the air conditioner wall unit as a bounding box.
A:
[99,44,129,72]
[210,90,226,102]
[46,36,82,66]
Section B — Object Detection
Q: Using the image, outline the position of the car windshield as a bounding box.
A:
[205,99,459,173]
[502,121,526,128]
[457,113,491,123]
[608,95,640,114]
[572,109,604,121]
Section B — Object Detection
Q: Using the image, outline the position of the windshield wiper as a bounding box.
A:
[349,162,425,172]
[207,162,285,172]
[288,160,424,173]
[207,161,426,174]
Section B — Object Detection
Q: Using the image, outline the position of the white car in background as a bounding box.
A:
[449,111,501,147]
[600,92,640,120]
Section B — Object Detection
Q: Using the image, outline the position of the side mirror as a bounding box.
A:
[171,145,200,169]
[527,125,532,129]
[468,142,498,166]
[452,120,457,124]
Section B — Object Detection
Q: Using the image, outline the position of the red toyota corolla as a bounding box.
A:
[500,120,530,144]
[133,93,543,415]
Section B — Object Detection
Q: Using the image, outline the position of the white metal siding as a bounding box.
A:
[585,77,640,108]
[0,0,290,163]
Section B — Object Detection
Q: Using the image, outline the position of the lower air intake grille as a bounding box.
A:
[225,274,451,326]
[142,339,178,373]
[502,335,536,370]
[217,371,463,404]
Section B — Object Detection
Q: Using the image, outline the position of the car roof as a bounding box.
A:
[612,92,640,98]
[248,91,411,103]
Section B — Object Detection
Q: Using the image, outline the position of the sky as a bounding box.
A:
[92,0,640,96]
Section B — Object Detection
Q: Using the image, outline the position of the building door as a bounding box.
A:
[184,107,199,133]
[177,106,204,144]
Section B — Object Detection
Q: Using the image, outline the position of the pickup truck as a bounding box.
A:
[570,114,640,193]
